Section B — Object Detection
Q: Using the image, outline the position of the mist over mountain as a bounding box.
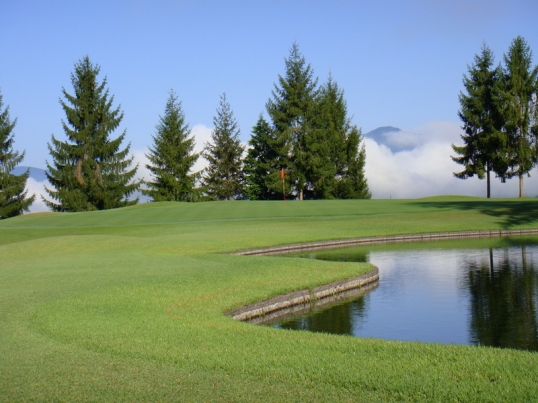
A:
[364,126,416,153]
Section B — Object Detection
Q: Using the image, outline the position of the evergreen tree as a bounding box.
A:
[0,91,35,218]
[312,77,355,198]
[44,56,139,211]
[452,44,507,198]
[143,90,199,202]
[243,115,282,200]
[336,126,371,199]
[257,43,370,200]
[499,36,538,197]
[202,93,244,200]
[266,42,318,200]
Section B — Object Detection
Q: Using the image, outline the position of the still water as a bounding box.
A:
[273,237,538,351]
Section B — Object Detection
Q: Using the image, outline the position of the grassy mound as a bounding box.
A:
[1,198,538,402]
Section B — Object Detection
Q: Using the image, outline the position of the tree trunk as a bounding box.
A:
[519,173,524,197]
[486,165,491,198]
[299,188,303,201]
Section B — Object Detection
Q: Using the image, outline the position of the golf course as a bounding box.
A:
[2,197,538,402]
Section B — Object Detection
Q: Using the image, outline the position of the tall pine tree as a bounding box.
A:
[243,115,282,200]
[313,77,371,199]
[249,44,370,200]
[143,91,199,202]
[499,36,538,197]
[452,44,507,198]
[266,42,318,200]
[317,78,371,199]
[44,56,139,211]
[202,93,244,200]
[0,91,35,218]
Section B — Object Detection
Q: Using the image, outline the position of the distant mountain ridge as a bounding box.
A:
[11,166,47,182]
[364,126,418,153]
[364,126,402,138]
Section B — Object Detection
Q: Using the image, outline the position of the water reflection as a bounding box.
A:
[274,237,538,351]
[279,297,367,335]
[465,246,538,350]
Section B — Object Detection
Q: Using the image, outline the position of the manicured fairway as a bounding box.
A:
[1,197,538,402]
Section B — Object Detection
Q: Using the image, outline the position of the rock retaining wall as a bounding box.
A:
[228,268,379,322]
[233,228,538,256]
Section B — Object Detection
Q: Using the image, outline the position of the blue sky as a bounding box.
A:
[2,0,538,207]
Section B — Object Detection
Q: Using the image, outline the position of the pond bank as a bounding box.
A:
[227,268,379,323]
[233,228,538,256]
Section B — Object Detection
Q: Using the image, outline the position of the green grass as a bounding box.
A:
[1,197,538,402]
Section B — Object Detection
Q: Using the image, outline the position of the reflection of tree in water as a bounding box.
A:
[466,246,538,351]
[279,296,368,335]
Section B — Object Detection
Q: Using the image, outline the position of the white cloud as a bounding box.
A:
[130,149,151,183]
[191,124,212,174]
[25,177,50,213]
[364,121,538,199]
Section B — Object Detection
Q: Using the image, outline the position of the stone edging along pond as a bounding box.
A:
[227,228,538,323]
[227,268,379,323]
[232,228,538,256]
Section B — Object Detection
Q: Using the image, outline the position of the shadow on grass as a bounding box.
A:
[413,199,538,229]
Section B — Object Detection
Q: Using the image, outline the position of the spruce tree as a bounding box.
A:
[311,77,350,198]
[259,43,370,200]
[202,93,244,200]
[499,36,538,197]
[44,56,139,211]
[243,115,282,200]
[143,91,199,202]
[337,126,371,199]
[266,42,318,200]
[315,78,370,199]
[452,44,507,198]
[0,91,35,218]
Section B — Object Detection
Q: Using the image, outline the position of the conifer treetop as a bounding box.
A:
[44,56,138,211]
[202,93,244,200]
[143,90,199,202]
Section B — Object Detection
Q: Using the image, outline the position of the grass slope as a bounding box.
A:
[1,197,538,402]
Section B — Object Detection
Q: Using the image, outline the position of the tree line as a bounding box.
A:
[0,43,370,217]
[452,36,538,198]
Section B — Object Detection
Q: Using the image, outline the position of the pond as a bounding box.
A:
[272,236,538,351]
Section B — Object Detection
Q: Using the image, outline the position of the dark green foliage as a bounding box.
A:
[266,42,319,200]
[499,36,538,197]
[248,43,370,200]
[243,115,282,200]
[452,44,507,198]
[0,91,35,218]
[315,78,370,199]
[44,56,139,212]
[336,126,371,199]
[202,93,244,200]
[302,80,338,199]
[143,91,199,202]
